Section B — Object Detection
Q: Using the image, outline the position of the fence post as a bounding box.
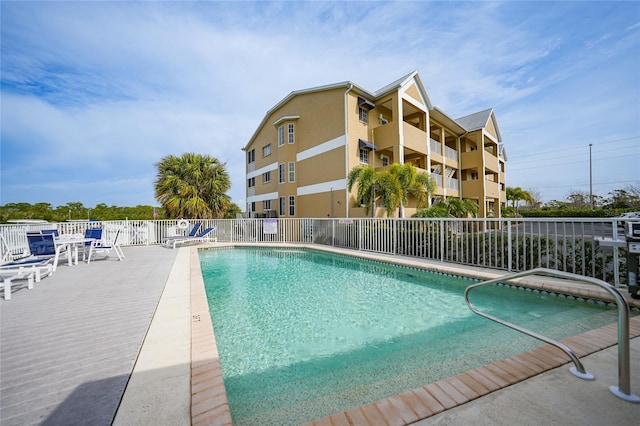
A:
[613,223,620,286]
[507,219,513,271]
[440,220,445,262]
[393,219,397,255]
[332,219,336,247]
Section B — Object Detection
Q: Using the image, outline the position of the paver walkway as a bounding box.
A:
[0,246,177,426]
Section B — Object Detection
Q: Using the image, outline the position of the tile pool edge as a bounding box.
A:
[190,243,640,425]
[190,247,233,425]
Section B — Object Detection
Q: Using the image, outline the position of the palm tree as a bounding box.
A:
[154,153,231,219]
[506,186,534,212]
[347,165,378,216]
[374,170,402,217]
[348,163,435,218]
[347,165,402,217]
[413,197,478,218]
[388,163,436,218]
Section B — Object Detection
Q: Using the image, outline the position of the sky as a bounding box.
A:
[1,1,639,210]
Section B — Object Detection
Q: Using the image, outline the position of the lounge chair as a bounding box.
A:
[162,222,201,247]
[87,230,125,263]
[170,227,215,249]
[81,228,103,261]
[26,232,67,271]
[41,229,60,237]
[0,261,55,300]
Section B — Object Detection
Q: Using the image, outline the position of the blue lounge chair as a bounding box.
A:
[163,222,202,247]
[81,228,103,260]
[26,232,67,271]
[1,234,55,300]
[41,229,60,237]
[170,227,215,249]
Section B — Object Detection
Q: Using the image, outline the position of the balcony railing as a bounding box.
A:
[0,217,629,286]
[444,145,459,162]
[429,138,441,155]
[446,177,460,190]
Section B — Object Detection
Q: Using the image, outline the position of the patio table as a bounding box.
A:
[55,235,96,265]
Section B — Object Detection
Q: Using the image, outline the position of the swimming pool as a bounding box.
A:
[199,247,618,425]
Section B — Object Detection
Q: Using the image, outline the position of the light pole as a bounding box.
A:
[589,144,593,209]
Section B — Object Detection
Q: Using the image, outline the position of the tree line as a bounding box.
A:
[505,184,640,217]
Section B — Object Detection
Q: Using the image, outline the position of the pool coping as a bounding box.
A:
[188,243,640,425]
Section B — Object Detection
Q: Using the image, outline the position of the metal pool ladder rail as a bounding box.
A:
[465,267,640,403]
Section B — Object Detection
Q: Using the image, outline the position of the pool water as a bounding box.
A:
[199,248,618,425]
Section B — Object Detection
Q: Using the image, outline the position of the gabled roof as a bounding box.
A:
[374,70,415,96]
[455,108,502,142]
[374,70,433,109]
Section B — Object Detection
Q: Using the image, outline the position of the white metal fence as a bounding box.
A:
[0,217,632,286]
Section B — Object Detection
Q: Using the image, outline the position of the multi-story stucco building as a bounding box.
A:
[243,71,506,219]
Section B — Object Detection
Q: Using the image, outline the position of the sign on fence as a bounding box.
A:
[263,219,278,234]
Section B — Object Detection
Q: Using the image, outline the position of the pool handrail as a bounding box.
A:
[465,267,640,403]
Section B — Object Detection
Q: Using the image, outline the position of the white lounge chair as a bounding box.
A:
[170,227,215,249]
[87,230,125,263]
[0,263,54,300]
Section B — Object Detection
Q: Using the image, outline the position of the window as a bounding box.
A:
[359,148,369,164]
[279,163,285,183]
[262,144,271,157]
[278,125,285,146]
[288,196,295,216]
[288,162,295,182]
[250,202,255,212]
[263,200,271,210]
[382,156,389,166]
[247,177,255,188]
[247,149,255,164]
[279,196,286,216]
[262,171,271,183]
[359,107,368,123]
[288,123,295,144]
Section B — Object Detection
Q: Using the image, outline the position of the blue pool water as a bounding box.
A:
[199,248,617,425]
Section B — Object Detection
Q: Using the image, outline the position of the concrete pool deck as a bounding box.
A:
[1,243,639,425]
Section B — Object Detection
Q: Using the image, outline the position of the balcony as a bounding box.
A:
[485,180,500,198]
[403,122,427,154]
[460,150,499,174]
[373,121,428,158]
[461,179,483,196]
[460,149,482,167]
[485,153,499,173]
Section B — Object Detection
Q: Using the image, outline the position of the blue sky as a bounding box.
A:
[1,1,639,209]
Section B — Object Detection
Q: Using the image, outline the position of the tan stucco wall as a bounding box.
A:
[245,75,506,219]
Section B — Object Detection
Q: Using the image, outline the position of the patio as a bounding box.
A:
[0,245,182,425]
